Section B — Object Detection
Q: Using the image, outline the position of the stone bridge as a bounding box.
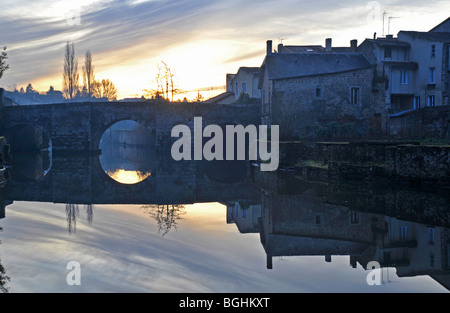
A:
[0,100,262,214]
[1,101,260,152]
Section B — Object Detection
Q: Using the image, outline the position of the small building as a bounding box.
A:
[229,67,262,101]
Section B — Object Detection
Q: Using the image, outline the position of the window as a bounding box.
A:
[401,70,408,85]
[242,209,247,219]
[429,68,436,84]
[428,227,435,244]
[350,87,360,105]
[431,44,436,58]
[430,254,435,268]
[350,211,360,224]
[235,206,239,218]
[428,95,436,107]
[315,88,322,98]
[235,82,239,97]
[400,226,408,241]
[414,96,420,110]
[242,82,247,94]
[316,215,321,225]
[384,47,392,59]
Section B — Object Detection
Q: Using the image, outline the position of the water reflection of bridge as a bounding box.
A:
[1,154,260,206]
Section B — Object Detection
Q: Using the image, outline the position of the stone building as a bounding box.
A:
[260,41,385,139]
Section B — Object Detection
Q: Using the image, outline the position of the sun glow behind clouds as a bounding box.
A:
[3,0,450,100]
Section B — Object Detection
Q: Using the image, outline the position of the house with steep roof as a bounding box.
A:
[260,41,384,139]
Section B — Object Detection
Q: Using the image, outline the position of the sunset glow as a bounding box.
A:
[2,0,450,100]
[107,169,151,184]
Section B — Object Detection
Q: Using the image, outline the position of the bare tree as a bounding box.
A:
[62,42,79,100]
[82,50,95,97]
[92,78,118,101]
[0,227,10,293]
[144,61,183,101]
[142,204,186,236]
[85,204,94,224]
[0,47,9,80]
[65,203,79,234]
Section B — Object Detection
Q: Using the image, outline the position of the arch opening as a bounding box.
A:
[99,120,155,185]
[4,124,52,182]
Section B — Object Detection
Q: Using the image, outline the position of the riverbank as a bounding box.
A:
[276,140,450,187]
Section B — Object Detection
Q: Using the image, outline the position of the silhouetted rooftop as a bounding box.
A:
[263,53,371,80]
[399,31,450,42]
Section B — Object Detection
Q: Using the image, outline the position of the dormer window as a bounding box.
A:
[431,44,436,58]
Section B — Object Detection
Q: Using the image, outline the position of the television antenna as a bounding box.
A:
[382,11,388,36]
[388,16,400,35]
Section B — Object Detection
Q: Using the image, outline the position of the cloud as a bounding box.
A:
[0,0,449,96]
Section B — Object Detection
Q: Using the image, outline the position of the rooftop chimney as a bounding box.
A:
[278,43,284,53]
[325,38,332,52]
[350,39,358,52]
[266,40,273,55]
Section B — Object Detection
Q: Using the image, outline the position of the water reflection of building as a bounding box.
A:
[226,201,261,234]
[253,176,450,290]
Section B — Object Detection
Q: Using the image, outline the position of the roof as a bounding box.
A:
[236,67,261,77]
[279,45,326,53]
[279,45,352,53]
[429,17,450,32]
[399,31,450,42]
[263,52,372,81]
[203,91,235,104]
[362,38,411,48]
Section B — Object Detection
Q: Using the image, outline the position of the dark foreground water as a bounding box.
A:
[1,136,449,293]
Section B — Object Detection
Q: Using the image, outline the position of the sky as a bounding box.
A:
[1,0,450,100]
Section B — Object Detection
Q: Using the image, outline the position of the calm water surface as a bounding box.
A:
[0,126,449,293]
[0,201,447,293]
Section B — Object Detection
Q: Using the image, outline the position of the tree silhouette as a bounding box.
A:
[0,227,10,293]
[144,61,184,101]
[0,47,9,80]
[25,83,34,94]
[142,204,186,236]
[62,42,79,100]
[65,203,79,234]
[93,79,118,101]
[85,204,94,225]
[82,50,95,97]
